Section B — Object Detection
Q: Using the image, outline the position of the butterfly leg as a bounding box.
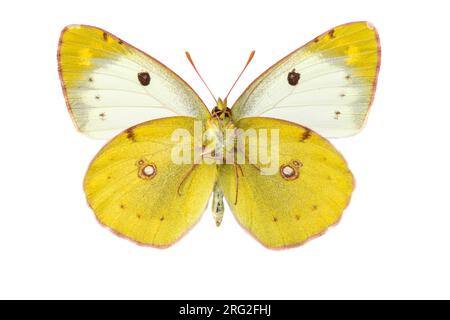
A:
[233,164,245,206]
[177,164,199,196]
[233,146,261,173]
[212,182,224,227]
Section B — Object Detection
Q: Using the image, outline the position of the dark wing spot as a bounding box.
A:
[136,214,141,219]
[160,216,165,221]
[99,112,106,120]
[312,205,318,211]
[340,93,346,98]
[120,204,125,209]
[345,74,351,80]
[313,37,320,43]
[118,39,123,45]
[126,128,136,142]
[273,217,278,222]
[295,214,300,220]
[287,69,301,86]
[103,32,108,41]
[300,129,312,142]
[138,72,151,86]
[88,77,93,82]
[95,95,100,100]
[107,176,112,180]
[328,29,335,38]
[334,111,341,120]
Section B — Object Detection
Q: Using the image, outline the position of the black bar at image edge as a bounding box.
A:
[0,299,437,317]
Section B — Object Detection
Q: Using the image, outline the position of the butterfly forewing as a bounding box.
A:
[58,25,210,139]
[232,21,380,138]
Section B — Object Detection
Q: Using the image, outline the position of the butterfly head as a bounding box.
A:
[184,50,255,122]
[211,98,232,120]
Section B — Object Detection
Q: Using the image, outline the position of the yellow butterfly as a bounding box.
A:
[58,21,380,249]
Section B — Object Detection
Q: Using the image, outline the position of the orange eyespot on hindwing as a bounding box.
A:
[136,159,157,180]
[280,160,302,180]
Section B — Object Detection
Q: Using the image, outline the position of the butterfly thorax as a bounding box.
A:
[204,98,236,163]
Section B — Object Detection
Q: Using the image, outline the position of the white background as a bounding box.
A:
[1,0,449,299]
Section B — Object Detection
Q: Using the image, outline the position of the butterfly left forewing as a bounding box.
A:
[58,25,210,139]
[218,117,354,249]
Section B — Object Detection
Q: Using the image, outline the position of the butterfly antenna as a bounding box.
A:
[224,50,255,101]
[185,51,218,104]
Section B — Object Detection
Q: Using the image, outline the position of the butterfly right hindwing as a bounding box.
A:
[218,117,354,248]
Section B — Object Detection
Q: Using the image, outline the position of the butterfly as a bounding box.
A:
[58,21,380,249]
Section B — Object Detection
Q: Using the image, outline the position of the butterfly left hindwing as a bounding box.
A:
[84,117,216,247]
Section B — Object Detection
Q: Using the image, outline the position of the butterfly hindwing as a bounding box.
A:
[84,117,216,247]
[58,25,210,139]
[218,117,354,248]
[232,21,380,138]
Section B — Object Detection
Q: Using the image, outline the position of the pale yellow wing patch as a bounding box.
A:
[218,117,354,249]
[84,117,216,247]
[232,21,381,138]
[58,25,210,139]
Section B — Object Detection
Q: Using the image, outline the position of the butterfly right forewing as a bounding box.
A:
[231,21,381,138]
